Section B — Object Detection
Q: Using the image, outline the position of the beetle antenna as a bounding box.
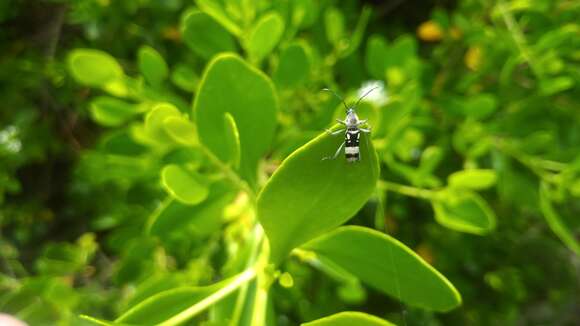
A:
[354,86,378,108]
[322,88,349,111]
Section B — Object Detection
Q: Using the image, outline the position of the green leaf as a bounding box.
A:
[540,76,574,95]
[194,54,278,186]
[147,182,235,237]
[138,46,168,87]
[465,94,497,120]
[246,12,285,63]
[365,35,388,79]
[304,226,462,311]
[324,7,344,46]
[89,96,140,127]
[68,49,123,87]
[161,164,209,205]
[432,190,496,234]
[540,182,580,255]
[274,42,311,88]
[448,169,498,190]
[302,311,395,326]
[223,113,241,169]
[182,10,237,60]
[114,269,256,325]
[171,64,198,92]
[258,130,379,264]
[342,6,372,56]
[144,103,181,143]
[163,116,198,146]
[195,0,242,36]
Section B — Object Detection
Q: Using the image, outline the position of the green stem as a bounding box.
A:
[199,145,257,204]
[378,181,435,200]
[229,225,264,325]
[497,0,542,79]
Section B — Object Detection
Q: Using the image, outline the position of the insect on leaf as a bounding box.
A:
[258,130,379,264]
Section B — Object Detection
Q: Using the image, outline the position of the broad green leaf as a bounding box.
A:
[448,169,497,190]
[324,7,344,46]
[138,46,168,87]
[195,0,242,36]
[540,182,580,255]
[89,96,140,127]
[147,182,235,237]
[68,49,123,87]
[258,130,379,264]
[114,269,256,325]
[194,54,278,186]
[144,103,181,143]
[223,113,241,168]
[432,190,496,234]
[163,116,198,146]
[161,164,209,205]
[365,35,388,79]
[302,311,395,326]
[246,12,285,63]
[274,42,311,88]
[304,226,462,311]
[182,11,237,60]
[123,274,182,312]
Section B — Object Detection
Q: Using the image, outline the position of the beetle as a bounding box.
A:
[322,87,377,162]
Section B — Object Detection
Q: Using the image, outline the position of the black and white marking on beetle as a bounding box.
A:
[322,87,376,163]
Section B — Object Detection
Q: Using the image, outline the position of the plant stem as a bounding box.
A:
[378,181,435,200]
[160,268,257,326]
[229,225,264,325]
[199,145,258,204]
[497,0,542,79]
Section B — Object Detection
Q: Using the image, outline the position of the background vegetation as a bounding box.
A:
[1,0,579,325]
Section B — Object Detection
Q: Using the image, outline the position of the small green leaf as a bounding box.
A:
[258,131,379,264]
[302,311,395,326]
[195,0,242,36]
[171,64,198,92]
[89,96,140,127]
[182,10,237,60]
[161,164,209,205]
[223,113,241,169]
[147,182,235,237]
[365,35,388,79]
[540,76,574,95]
[68,49,123,87]
[163,116,198,146]
[246,12,285,63]
[448,169,498,190]
[540,182,580,255]
[432,190,496,234]
[324,7,344,46]
[114,269,256,325]
[194,54,278,186]
[138,46,168,87]
[466,94,497,120]
[304,226,462,311]
[144,103,181,143]
[274,42,311,88]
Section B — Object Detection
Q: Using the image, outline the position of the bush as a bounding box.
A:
[1,0,578,325]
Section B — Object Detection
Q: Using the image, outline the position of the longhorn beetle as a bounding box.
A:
[322,87,377,162]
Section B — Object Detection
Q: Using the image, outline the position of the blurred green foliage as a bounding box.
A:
[1,0,579,325]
